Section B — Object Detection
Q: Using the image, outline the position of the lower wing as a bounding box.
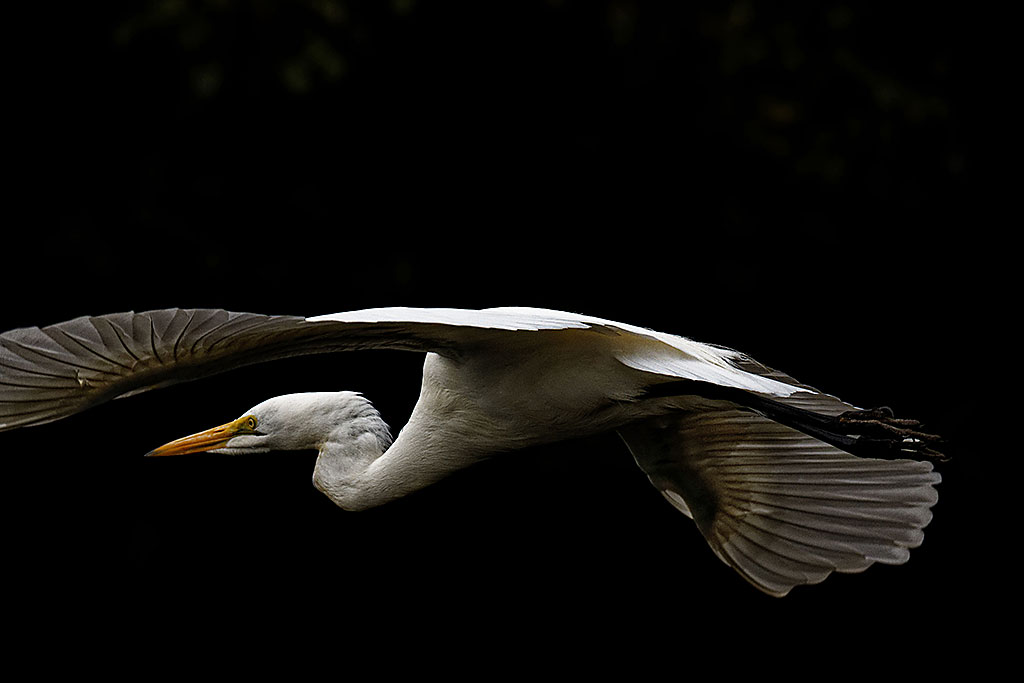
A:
[620,407,940,596]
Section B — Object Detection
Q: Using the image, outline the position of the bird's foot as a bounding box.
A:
[836,407,949,462]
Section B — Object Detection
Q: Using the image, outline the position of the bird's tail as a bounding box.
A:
[619,405,941,596]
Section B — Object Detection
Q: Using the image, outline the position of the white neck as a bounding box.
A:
[311,419,485,511]
[310,375,501,512]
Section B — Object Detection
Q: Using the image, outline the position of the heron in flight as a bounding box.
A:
[0,307,942,596]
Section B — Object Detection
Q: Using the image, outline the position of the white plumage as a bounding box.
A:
[0,306,941,596]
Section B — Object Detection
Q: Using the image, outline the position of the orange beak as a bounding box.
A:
[145,415,255,457]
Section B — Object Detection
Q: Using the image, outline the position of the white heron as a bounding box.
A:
[0,306,943,596]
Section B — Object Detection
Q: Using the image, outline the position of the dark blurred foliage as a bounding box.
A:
[10,0,978,322]
[3,1,1004,671]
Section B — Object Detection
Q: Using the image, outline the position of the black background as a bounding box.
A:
[3,0,1005,672]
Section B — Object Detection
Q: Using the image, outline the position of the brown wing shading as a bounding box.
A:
[0,308,480,431]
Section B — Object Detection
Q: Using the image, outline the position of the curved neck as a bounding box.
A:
[311,414,485,512]
[312,358,500,511]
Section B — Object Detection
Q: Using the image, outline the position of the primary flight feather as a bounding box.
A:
[0,306,942,596]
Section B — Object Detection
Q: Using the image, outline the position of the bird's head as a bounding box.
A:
[145,391,390,457]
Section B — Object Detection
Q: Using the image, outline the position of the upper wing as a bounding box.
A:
[0,307,602,432]
[482,307,811,399]
[0,305,814,432]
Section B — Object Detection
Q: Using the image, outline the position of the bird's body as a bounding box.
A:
[0,306,943,596]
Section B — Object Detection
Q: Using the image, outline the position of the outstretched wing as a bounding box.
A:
[1,305,814,432]
[0,307,602,432]
[620,408,940,596]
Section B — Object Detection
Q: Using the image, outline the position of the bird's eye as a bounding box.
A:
[246,416,257,430]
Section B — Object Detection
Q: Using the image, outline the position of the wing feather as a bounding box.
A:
[3,306,816,432]
[2,305,828,434]
[0,309,451,430]
[0,306,636,432]
[620,408,940,596]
